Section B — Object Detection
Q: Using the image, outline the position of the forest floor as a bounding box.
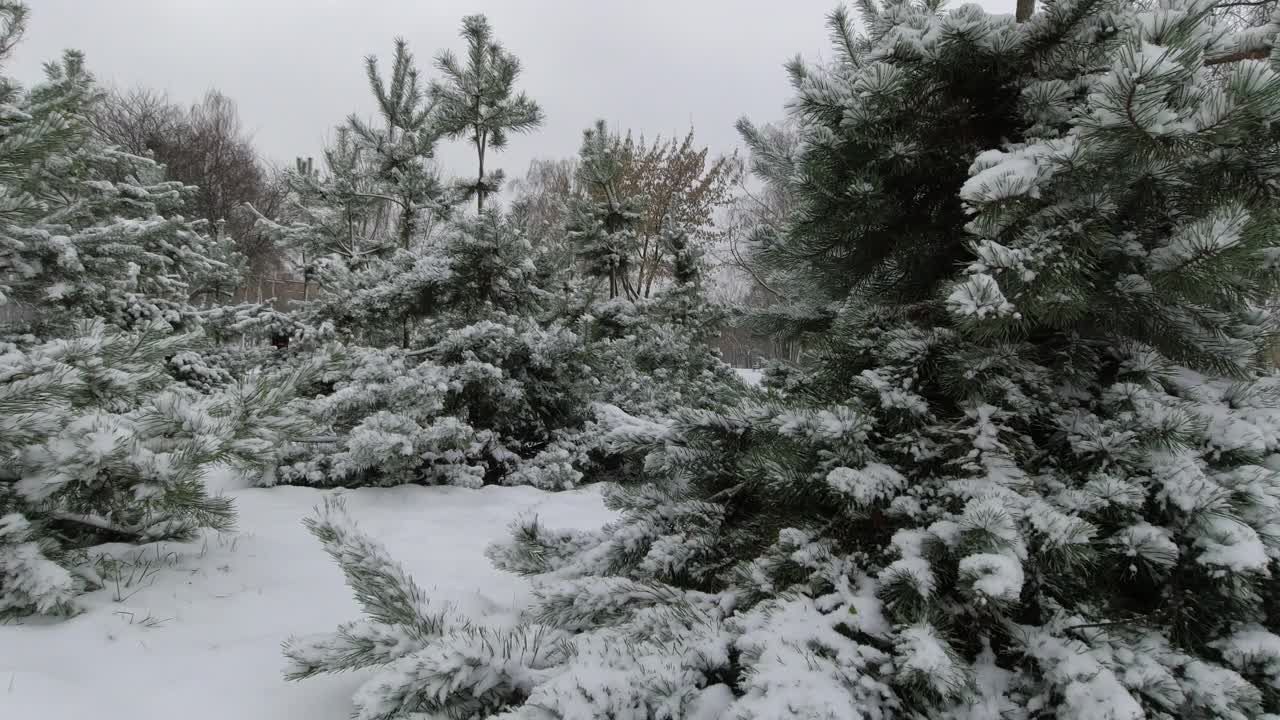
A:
[0,473,611,720]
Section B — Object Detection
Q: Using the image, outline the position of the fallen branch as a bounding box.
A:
[49,511,145,538]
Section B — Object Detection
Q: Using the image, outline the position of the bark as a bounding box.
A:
[1016,0,1035,22]
[1205,47,1271,65]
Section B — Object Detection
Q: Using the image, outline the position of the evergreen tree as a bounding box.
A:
[256,39,453,348]
[1,48,242,335]
[430,14,543,213]
[348,38,451,251]
[258,133,390,271]
[565,120,643,299]
[0,5,308,617]
[286,3,1280,718]
[1,321,310,617]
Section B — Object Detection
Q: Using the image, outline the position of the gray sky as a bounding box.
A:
[11,0,1011,186]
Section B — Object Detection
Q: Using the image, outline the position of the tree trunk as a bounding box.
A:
[400,199,413,249]
[475,106,487,213]
[1016,0,1034,22]
[477,139,486,213]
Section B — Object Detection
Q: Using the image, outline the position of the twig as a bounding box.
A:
[728,231,784,300]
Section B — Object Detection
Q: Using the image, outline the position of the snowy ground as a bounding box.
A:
[0,475,611,720]
[734,367,763,387]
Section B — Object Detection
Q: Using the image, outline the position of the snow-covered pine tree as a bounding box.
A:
[268,28,741,493]
[179,300,331,390]
[430,14,543,213]
[349,38,451,252]
[273,208,742,491]
[0,321,311,617]
[1,47,242,335]
[274,314,597,490]
[257,131,390,274]
[254,39,455,349]
[579,217,740,421]
[565,119,643,300]
[0,6,309,618]
[285,2,1280,718]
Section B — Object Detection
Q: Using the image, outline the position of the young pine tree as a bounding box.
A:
[348,38,451,251]
[0,5,309,618]
[430,14,543,213]
[2,49,242,335]
[565,120,643,299]
[286,2,1280,718]
[258,40,453,348]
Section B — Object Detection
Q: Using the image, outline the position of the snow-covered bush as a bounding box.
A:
[269,144,741,489]
[274,288,744,490]
[275,285,746,490]
[287,2,1280,717]
[169,302,333,392]
[582,290,740,418]
[0,321,309,617]
[274,314,597,489]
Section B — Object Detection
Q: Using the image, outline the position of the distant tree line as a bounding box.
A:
[88,86,286,275]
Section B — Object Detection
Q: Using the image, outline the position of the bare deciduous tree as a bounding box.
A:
[91,87,283,273]
[711,119,797,307]
[85,85,179,156]
[508,156,580,270]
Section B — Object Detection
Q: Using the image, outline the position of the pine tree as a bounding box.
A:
[430,14,543,213]
[348,38,451,251]
[256,39,453,348]
[0,5,308,618]
[286,3,1280,717]
[1,47,242,335]
[257,132,390,270]
[0,320,312,617]
[565,120,643,299]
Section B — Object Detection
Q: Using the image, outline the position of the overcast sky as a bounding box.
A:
[11,0,1010,186]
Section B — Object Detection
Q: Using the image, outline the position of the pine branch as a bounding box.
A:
[1205,46,1272,65]
[728,230,785,301]
[48,511,133,535]
[45,510,180,540]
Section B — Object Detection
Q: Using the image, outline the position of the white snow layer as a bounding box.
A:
[0,472,612,720]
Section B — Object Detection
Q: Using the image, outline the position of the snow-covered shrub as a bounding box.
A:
[287,2,1280,717]
[167,349,235,393]
[284,497,739,720]
[0,321,310,617]
[582,290,741,418]
[0,50,243,337]
[270,179,743,490]
[169,303,334,392]
[274,314,598,489]
[274,283,746,490]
